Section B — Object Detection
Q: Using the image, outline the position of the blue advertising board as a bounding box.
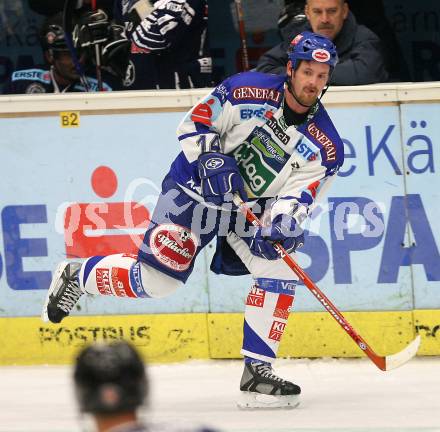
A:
[0,103,438,317]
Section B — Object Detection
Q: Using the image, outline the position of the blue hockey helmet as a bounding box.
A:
[288,31,338,71]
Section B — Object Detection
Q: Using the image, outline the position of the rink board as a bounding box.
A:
[0,85,439,366]
[0,313,210,365]
[0,85,440,320]
[0,309,438,365]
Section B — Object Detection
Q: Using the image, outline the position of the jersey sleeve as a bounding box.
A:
[130,0,202,52]
[176,78,235,163]
[270,159,340,224]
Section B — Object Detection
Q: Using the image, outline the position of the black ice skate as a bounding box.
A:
[237,361,301,409]
[41,261,83,323]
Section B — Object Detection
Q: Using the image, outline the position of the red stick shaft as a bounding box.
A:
[234,0,249,71]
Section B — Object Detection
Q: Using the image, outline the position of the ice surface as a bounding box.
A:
[0,357,439,432]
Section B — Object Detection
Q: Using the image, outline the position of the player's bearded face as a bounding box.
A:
[291,61,330,106]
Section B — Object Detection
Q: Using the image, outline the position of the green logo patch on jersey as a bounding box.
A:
[230,127,290,198]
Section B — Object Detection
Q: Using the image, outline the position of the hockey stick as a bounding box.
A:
[63,0,91,91]
[233,195,421,371]
[234,0,250,71]
[89,0,104,91]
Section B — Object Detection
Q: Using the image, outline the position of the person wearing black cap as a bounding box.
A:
[74,340,219,432]
[74,341,148,432]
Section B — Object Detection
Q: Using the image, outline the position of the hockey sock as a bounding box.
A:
[241,278,296,363]
[78,253,180,298]
[244,356,270,365]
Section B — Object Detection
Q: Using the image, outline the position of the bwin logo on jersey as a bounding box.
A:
[205,157,224,170]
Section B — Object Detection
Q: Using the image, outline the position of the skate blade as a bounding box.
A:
[237,391,300,410]
[41,261,71,322]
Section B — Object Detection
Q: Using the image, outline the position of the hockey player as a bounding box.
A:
[3,12,116,94]
[43,31,344,409]
[74,340,217,431]
[115,0,212,89]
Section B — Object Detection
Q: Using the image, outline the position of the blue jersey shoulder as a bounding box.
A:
[301,102,344,169]
[217,71,286,107]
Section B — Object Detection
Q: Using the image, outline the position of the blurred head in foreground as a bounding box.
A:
[73,340,147,432]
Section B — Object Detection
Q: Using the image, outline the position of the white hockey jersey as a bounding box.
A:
[170,71,344,223]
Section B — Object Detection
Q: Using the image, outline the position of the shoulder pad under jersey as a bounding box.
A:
[223,71,286,106]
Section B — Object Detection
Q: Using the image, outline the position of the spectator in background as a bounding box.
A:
[346,0,411,82]
[257,0,389,86]
[115,0,212,89]
[3,12,117,93]
[278,0,410,82]
[74,340,218,432]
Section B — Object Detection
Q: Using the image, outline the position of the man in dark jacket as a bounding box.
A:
[74,340,218,431]
[256,0,389,86]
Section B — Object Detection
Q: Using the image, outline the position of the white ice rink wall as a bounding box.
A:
[0,84,439,364]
